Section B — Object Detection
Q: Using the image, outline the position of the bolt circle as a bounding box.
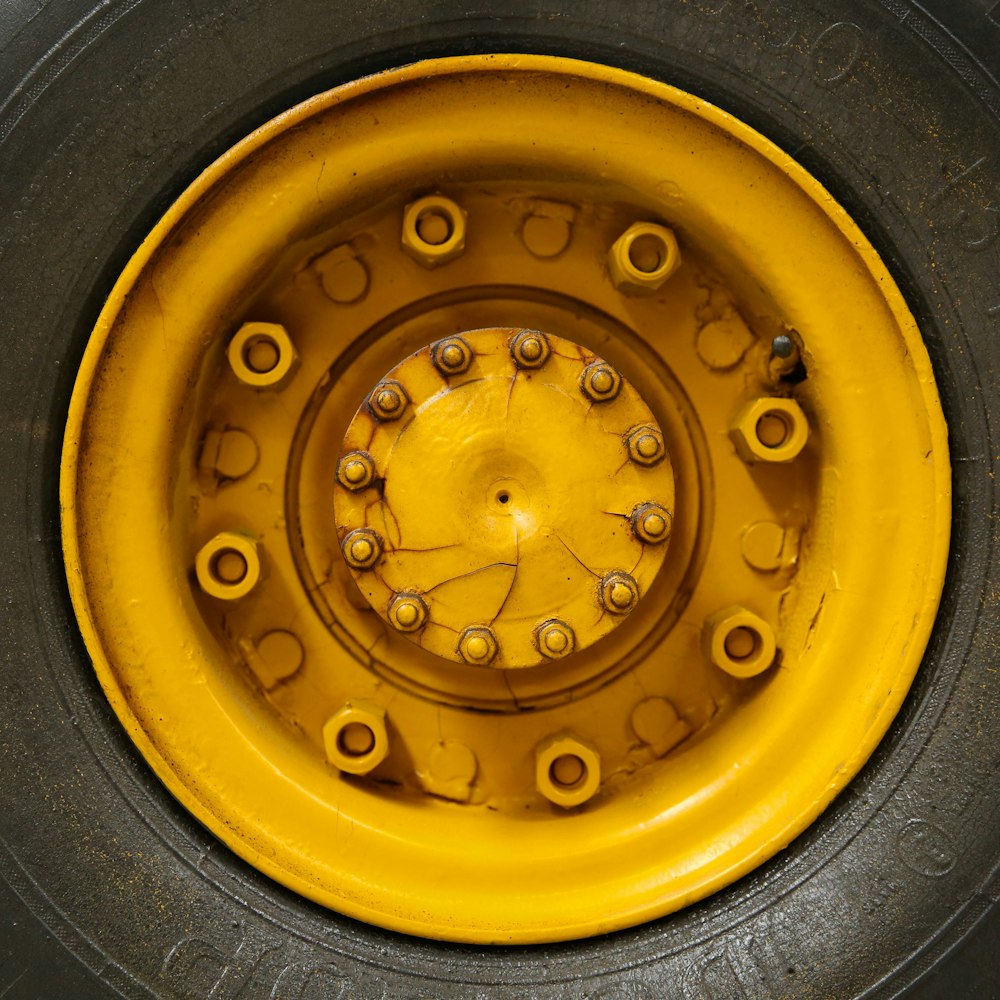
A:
[627,425,665,466]
[388,593,428,632]
[458,626,499,665]
[341,528,382,570]
[369,380,408,421]
[536,619,576,659]
[336,451,375,492]
[599,571,640,614]
[432,337,473,376]
[581,361,622,403]
[631,502,672,545]
[510,330,551,369]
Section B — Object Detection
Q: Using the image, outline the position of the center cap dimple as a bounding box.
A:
[333,328,674,668]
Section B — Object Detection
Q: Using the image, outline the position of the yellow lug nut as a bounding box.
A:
[510,329,551,369]
[536,619,575,659]
[388,593,428,633]
[626,424,665,466]
[631,502,672,545]
[458,626,498,665]
[227,321,298,389]
[703,606,777,679]
[194,531,261,601]
[607,221,681,295]
[599,571,639,615]
[730,397,809,464]
[432,337,473,376]
[580,361,622,403]
[535,732,601,808]
[341,528,382,571]
[401,194,467,268]
[322,701,389,775]
[368,380,408,422]
[336,450,375,492]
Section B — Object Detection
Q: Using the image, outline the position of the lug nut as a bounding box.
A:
[599,571,639,614]
[535,733,601,808]
[227,321,298,389]
[510,330,551,369]
[730,397,809,463]
[195,531,261,600]
[341,528,382,570]
[336,451,375,492]
[401,195,467,268]
[626,425,665,466]
[536,619,575,659]
[581,361,622,403]
[432,337,473,376]
[322,701,389,775]
[703,606,777,678]
[368,380,408,422]
[631,502,672,545]
[458,626,498,665]
[388,592,428,632]
[607,222,681,295]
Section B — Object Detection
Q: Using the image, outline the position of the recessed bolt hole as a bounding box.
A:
[337,722,376,757]
[628,233,666,274]
[755,412,791,448]
[416,209,452,246]
[549,753,586,789]
[724,626,759,661]
[497,491,510,504]
[243,336,280,374]
[212,549,248,585]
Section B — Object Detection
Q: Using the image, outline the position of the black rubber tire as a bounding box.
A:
[1,2,998,997]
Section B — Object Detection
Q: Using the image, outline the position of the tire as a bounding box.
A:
[1,1,997,997]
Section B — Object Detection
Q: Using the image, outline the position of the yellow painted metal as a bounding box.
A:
[60,55,950,943]
[333,328,674,667]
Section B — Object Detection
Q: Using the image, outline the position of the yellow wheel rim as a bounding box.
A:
[60,55,950,944]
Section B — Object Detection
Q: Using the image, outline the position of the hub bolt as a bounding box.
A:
[369,380,408,422]
[627,425,665,466]
[510,330,551,369]
[388,593,428,632]
[599,571,640,614]
[341,528,382,570]
[336,451,376,492]
[581,361,622,403]
[536,619,575,659]
[631,503,672,545]
[432,337,473,376]
[458,626,499,665]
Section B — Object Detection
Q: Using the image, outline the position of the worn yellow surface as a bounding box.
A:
[61,55,950,942]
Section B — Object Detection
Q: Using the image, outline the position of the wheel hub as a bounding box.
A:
[333,327,674,667]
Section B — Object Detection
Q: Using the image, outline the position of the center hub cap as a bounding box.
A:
[333,328,675,667]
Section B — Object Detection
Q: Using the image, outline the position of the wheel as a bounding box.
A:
[1,1,997,997]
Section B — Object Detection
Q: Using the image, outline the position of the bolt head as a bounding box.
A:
[458,626,499,665]
[703,605,777,679]
[536,619,575,659]
[388,592,428,632]
[580,361,622,403]
[341,528,382,570]
[730,397,809,463]
[369,380,409,422]
[194,531,261,600]
[336,450,375,491]
[599,571,639,614]
[432,337,473,376]
[626,424,665,466]
[510,330,551,369]
[631,503,672,545]
[535,732,601,808]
